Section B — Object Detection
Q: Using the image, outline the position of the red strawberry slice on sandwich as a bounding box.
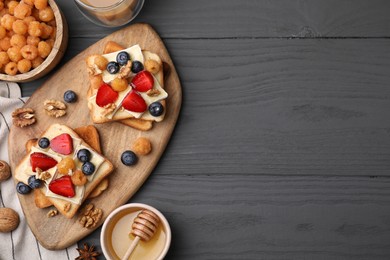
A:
[96,83,119,107]
[122,90,147,113]
[50,133,73,155]
[49,175,75,198]
[30,152,58,172]
[131,70,154,92]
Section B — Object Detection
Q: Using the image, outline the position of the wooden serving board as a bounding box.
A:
[8,23,182,250]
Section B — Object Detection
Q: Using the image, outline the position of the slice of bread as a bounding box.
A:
[74,125,102,153]
[103,41,152,130]
[16,124,114,219]
[86,41,166,131]
[28,125,109,209]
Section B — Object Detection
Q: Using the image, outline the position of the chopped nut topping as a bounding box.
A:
[79,203,102,229]
[44,100,67,118]
[63,203,71,213]
[87,64,102,76]
[47,209,58,218]
[118,60,132,79]
[12,108,36,127]
[146,89,161,97]
[36,170,51,181]
[101,103,116,117]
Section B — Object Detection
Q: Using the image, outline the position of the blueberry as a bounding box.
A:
[149,102,164,117]
[77,149,91,163]
[131,61,144,74]
[82,162,95,175]
[121,150,137,166]
[16,182,32,194]
[28,175,43,189]
[64,90,77,103]
[116,51,130,66]
[38,137,50,149]
[106,61,120,74]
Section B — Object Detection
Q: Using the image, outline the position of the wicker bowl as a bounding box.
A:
[0,0,68,82]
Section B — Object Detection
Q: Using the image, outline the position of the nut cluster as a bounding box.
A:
[79,203,102,229]
[36,168,51,181]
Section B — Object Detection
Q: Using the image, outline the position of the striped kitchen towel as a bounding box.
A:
[0,83,78,260]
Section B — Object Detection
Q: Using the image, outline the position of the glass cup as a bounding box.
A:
[74,0,145,27]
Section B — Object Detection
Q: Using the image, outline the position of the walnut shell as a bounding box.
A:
[0,208,19,233]
[0,160,11,182]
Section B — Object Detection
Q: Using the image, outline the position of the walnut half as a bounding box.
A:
[12,108,36,127]
[44,100,66,118]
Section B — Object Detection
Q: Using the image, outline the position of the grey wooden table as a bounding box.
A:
[21,0,390,259]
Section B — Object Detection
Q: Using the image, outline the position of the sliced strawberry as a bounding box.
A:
[30,152,58,172]
[131,70,154,92]
[50,133,73,155]
[96,83,119,107]
[49,175,75,198]
[122,91,147,113]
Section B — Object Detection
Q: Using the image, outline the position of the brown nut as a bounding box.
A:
[118,60,132,79]
[132,137,152,156]
[0,160,11,182]
[43,99,66,118]
[0,208,19,232]
[12,108,36,127]
[47,209,58,218]
[79,203,102,228]
[146,89,161,97]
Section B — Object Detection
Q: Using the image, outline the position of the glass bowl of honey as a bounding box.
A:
[101,203,171,260]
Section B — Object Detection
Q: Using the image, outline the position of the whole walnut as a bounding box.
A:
[0,160,11,182]
[0,208,19,233]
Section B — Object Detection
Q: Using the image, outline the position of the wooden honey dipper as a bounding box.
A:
[122,209,160,260]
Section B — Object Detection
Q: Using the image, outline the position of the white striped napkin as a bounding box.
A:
[0,83,78,260]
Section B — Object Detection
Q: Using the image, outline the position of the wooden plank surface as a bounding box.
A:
[20,38,390,177]
[56,0,390,38]
[80,175,390,260]
[11,0,390,259]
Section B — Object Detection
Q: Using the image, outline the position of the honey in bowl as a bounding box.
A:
[103,207,169,260]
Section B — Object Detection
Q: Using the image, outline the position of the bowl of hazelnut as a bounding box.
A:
[0,0,68,82]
